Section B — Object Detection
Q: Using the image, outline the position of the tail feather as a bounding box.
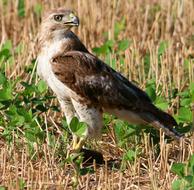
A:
[140,103,183,139]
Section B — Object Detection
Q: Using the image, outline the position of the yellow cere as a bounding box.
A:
[69,13,75,19]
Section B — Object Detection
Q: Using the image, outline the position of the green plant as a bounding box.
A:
[171,154,194,190]
[69,117,88,138]
[0,187,6,190]
[17,0,25,18]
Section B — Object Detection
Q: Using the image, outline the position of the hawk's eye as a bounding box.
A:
[54,15,63,22]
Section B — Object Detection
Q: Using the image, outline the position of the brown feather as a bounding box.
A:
[51,51,182,138]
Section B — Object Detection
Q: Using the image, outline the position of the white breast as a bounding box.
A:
[37,39,72,99]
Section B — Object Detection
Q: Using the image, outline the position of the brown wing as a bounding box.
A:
[52,51,180,138]
[51,51,150,109]
[51,51,181,138]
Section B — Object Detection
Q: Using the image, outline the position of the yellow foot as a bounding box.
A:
[72,136,85,152]
[66,137,85,161]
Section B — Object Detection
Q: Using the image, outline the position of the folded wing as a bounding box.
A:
[51,51,182,139]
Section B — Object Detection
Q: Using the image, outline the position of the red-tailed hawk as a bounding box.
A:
[37,8,182,152]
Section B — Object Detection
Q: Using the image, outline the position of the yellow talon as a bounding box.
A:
[72,136,85,152]
[72,135,78,150]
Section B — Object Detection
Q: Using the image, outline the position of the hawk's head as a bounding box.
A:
[41,8,79,33]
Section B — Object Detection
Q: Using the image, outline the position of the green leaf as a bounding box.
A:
[6,105,17,116]
[178,90,190,98]
[105,53,116,68]
[189,82,194,92]
[172,179,183,190]
[11,115,25,126]
[180,98,191,107]
[75,122,87,137]
[155,96,169,110]
[62,117,68,129]
[146,86,156,101]
[0,83,13,101]
[114,18,126,39]
[17,108,33,122]
[25,130,37,142]
[184,175,193,184]
[25,125,44,143]
[118,40,130,51]
[189,82,194,102]
[103,114,113,126]
[0,73,6,85]
[158,41,168,56]
[0,186,6,190]
[34,3,42,16]
[114,120,126,141]
[184,59,190,69]
[92,40,114,55]
[37,80,47,93]
[69,117,79,132]
[1,40,12,50]
[19,178,26,190]
[171,163,186,177]
[188,155,194,175]
[146,80,156,101]
[18,0,25,17]
[35,131,45,142]
[143,53,151,76]
[0,49,10,61]
[124,149,136,161]
[15,42,24,54]
[69,117,87,137]
[6,105,26,126]
[111,58,116,69]
[21,81,36,96]
[156,101,169,110]
[178,107,192,123]
[0,40,12,61]
[120,56,125,65]
[144,53,150,64]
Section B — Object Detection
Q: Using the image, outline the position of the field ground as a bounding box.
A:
[0,0,194,189]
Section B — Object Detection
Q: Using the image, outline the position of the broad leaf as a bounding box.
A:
[171,163,186,177]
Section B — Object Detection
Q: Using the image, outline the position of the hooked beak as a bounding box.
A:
[64,15,79,26]
[71,16,79,26]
